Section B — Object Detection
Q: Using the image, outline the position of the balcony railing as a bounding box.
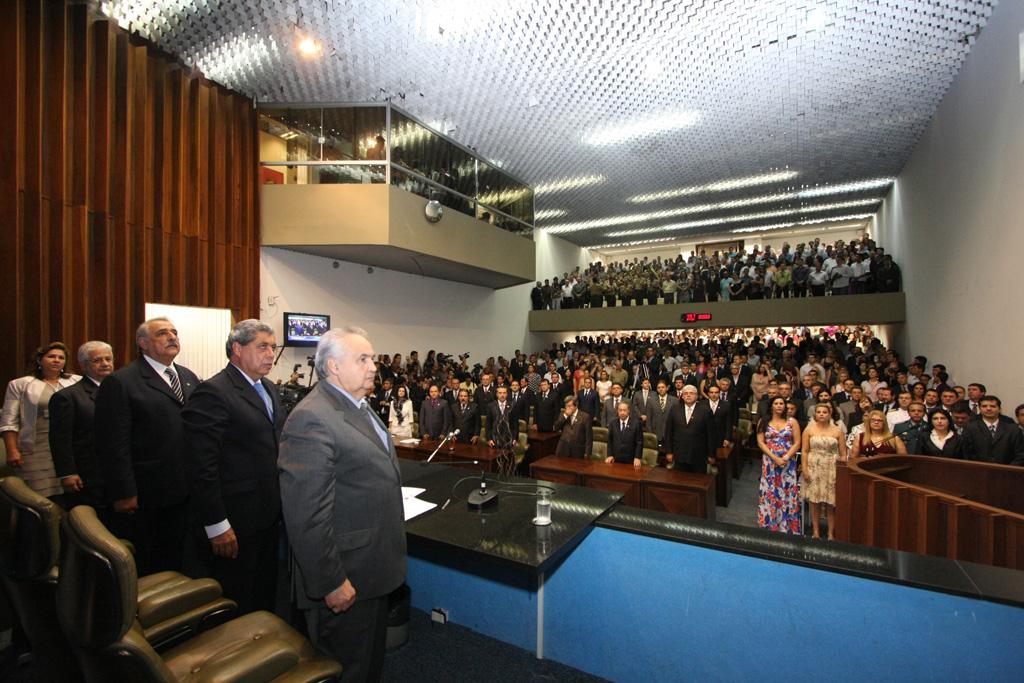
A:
[257,102,534,238]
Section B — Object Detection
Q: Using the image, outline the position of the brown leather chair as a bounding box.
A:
[0,477,235,658]
[0,477,82,681]
[57,505,342,683]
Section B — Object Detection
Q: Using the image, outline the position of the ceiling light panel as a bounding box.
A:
[93,0,994,246]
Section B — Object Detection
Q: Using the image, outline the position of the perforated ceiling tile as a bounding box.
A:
[94,0,993,247]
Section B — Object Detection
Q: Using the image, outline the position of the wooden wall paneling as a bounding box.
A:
[43,0,68,344]
[0,0,23,381]
[4,0,260,385]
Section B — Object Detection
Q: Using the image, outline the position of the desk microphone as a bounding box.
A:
[426,429,459,463]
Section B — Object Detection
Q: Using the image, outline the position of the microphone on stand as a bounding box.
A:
[426,429,460,463]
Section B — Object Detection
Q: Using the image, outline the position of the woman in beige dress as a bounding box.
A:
[801,402,848,540]
[1,342,81,499]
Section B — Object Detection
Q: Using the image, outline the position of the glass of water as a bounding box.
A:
[533,488,552,526]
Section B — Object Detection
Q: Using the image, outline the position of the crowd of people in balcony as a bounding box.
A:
[530,235,902,310]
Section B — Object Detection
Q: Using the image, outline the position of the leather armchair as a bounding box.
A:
[0,477,234,661]
[57,505,342,683]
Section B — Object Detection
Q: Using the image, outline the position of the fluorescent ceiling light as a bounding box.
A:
[534,174,605,194]
[601,200,881,238]
[628,170,799,203]
[548,195,879,234]
[798,177,893,197]
[728,214,875,235]
[583,111,700,146]
[534,209,568,220]
[593,237,676,250]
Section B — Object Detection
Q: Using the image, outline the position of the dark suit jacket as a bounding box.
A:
[961,417,1024,466]
[419,398,453,439]
[549,381,572,405]
[576,388,600,421]
[553,410,592,458]
[278,382,406,609]
[473,385,497,407]
[705,399,735,447]
[601,396,633,428]
[486,401,517,447]
[182,364,285,537]
[94,357,199,508]
[534,391,560,432]
[608,417,643,463]
[452,401,481,442]
[663,402,717,467]
[48,378,106,505]
[919,433,964,459]
[507,391,530,428]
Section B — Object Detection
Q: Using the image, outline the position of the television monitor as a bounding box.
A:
[283,312,331,348]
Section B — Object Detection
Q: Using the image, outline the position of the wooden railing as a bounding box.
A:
[835,455,1024,570]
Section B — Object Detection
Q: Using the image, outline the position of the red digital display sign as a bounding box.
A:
[681,312,713,323]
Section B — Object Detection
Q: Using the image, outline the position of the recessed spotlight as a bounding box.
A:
[298,37,321,56]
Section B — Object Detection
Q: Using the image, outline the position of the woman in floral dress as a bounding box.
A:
[756,396,802,533]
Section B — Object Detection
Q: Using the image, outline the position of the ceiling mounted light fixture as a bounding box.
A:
[600,200,881,238]
[798,177,894,197]
[534,209,568,220]
[298,37,321,57]
[629,170,799,203]
[583,110,700,146]
[534,174,606,194]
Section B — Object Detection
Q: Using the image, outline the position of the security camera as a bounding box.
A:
[332,261,339,268]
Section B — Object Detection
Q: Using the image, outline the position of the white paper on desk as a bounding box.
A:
[403,496,436,521]
[401,487,426,499]
[399,438,420,444]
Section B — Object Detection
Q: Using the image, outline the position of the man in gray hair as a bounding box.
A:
[279,326,406,682]
[49,340,115,510]
[183,319,284,614]
[95,317,199,574]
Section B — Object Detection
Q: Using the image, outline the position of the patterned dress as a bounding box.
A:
[802,435,840,505]
[758,420,801,533]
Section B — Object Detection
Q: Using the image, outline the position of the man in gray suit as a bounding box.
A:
[647,379,674,448]
[279,327,406,682]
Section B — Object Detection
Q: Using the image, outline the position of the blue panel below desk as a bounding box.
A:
[544,526,1024,682]
[406,546,537,652]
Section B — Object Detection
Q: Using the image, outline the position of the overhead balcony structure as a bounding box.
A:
[259,103,535,288]
[528,292,906,332]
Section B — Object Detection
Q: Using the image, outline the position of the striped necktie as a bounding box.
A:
[165,368,184,404]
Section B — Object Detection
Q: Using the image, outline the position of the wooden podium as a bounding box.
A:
[835,455,1024,570]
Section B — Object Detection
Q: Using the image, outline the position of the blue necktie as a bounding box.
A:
[252,380,274,420]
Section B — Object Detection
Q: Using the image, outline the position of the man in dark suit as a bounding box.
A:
[961,396,1024,466]
[182,320,285,615]
[373,377,396,424]
[452,389,481,443]
[94,317,199,575]
[663,385,717,473]
[631,378,656,431]
[419,384,453,440]
[548,371,572,405]
[705,384,735,451]
[532,379,560,432]
[486,387,517,449]
[577,376,600,423]
[279,327,406,682]
[49,340,115,509]
[507,379,530,429]
[553,396,592,459]
[600,383,631,427]
[647,380,674,447]
[473,373,497,407]
[607,402,643,466]
[509,351,527,381]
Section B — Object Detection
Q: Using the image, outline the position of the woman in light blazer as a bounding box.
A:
[388,385,415,439]
[1,342,81,498]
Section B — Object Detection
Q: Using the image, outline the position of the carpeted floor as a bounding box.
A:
[382,609,609,683]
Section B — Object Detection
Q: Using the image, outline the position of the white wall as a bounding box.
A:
[144,303,232,380]
[535,230,592,280]
[874,0,1024,401]
[260,247,544,383]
